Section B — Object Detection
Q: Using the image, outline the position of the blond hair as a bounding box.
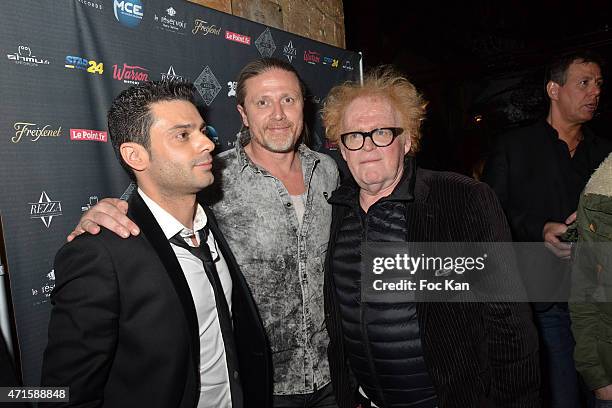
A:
[321,66,426,152]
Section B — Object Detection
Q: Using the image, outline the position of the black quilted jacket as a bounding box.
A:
[324,156,540,408]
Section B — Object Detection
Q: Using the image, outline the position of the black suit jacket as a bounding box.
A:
[325,159,540,407]
[41,193,271,408]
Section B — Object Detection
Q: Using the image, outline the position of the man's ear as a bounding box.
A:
[120,142,149,173]
[236,105,249,128]
[338,144,349,163]
[403,133,412,155]
[547,81,560,100]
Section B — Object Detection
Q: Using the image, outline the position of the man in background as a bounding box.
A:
[483,50,612,407]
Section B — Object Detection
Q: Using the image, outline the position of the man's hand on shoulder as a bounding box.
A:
[67,198,139,242]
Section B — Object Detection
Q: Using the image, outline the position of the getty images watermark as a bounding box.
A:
[372,252,487,292]
[359,242,612,303]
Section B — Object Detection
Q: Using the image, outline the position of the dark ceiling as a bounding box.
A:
[344,0,612,82]
[343,1,612,174]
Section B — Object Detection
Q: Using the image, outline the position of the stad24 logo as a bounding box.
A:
[64,56,104,74]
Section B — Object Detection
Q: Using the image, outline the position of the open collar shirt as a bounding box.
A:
[203,132,339,395]
[139,188,232,407]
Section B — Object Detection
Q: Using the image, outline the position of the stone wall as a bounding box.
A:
[187,0,345,48]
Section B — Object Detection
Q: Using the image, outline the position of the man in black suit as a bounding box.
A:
[41,81,270,407]
[319,67,539,408]
[482,51,612,407]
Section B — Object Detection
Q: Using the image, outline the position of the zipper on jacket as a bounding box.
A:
[359,205,388,407]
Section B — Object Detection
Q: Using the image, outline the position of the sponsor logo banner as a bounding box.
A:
[225,30,251,45]
[227,81,237,97]
[192,19,221,36]
[12,122,62,143]
[304,50,321,64]
[194,66,221,106]
[65,56,103,74]
[283,41,297,62]
[7,45,50,67]
[30,269,56,306]
[154,6,187,33]
[81,196,99,212]
[206,125,219,145]
[112,63,149,84]
[70,129,108,142]
[160,65,188,82]
[29,191,62,228]
[322,56,339,68]
[255,27,276,57]
[76,0,103,10]
[113,0,143,28]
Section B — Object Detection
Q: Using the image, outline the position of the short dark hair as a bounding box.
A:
[546,50,605,86]
[235,57,306,107]
[107,80,196,180]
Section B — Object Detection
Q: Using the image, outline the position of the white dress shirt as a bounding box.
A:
[139,189,232,408]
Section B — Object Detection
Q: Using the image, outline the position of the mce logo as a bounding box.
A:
[114,0,143,28]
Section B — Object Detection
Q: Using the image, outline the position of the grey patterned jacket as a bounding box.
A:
[201,131,339,395]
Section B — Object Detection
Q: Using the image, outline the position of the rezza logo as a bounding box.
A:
[114,0,143,28]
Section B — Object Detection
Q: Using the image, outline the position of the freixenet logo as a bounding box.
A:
[304,50,321,64]
[225,30,251,45]
[7,45,50,67]
[112,63,149,84]
[12,122,62,143]
[65,56,103,74]
[192,19,221,36]
[70,129,108,142]
[114,0,143,28]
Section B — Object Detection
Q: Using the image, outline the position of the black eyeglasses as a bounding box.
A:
[339,127,404,151]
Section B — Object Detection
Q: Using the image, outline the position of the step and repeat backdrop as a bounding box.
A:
[0,0,360,384]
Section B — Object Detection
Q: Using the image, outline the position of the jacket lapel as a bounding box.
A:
[129,193,200,372]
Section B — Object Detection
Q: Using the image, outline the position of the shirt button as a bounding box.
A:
[589,223,597,233]
[233,371,239,380]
